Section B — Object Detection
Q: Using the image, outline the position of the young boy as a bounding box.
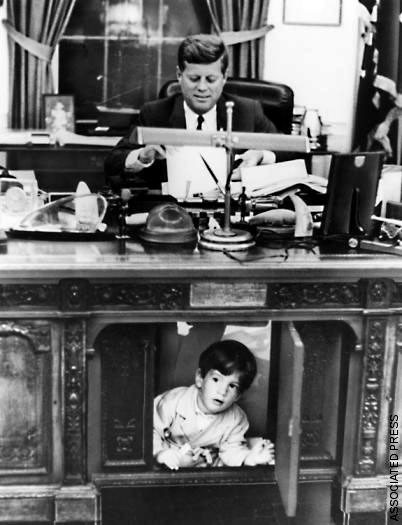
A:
[154,339,275,470]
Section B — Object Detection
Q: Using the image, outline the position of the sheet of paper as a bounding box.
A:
[240,159,309,195]
[165,146,227,199]
[0,131,32,145]
[55,130,120,147]
[378,164,402,215]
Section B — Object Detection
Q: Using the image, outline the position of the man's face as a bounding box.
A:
[177,59,227,115]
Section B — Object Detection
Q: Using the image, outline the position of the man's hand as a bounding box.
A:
[138,144,166,165]
[236,150,264,168]
[231,150,276,181]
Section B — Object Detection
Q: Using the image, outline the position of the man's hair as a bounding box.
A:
[198,339,257,392]
[178,34,229,73]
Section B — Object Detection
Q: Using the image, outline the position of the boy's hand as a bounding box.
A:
[156,445,211,470]
[156,448,182,470]
[177,446,208,468]
[244,439,275,466]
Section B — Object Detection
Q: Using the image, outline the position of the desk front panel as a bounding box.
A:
[0,239,396,523]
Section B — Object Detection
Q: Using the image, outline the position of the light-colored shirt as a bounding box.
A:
[125,101,275,171]
[125,103,218,171]
[154,384,250,467]
[183,102,217,131]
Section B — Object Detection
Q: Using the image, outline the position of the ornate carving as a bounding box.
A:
[59,279,89,311]
[0,284,57,308]
[396,319,402,350]
[269,283,360,309]
[92,283,187,310]
[297,324,332,454]
[364,279,393,308]
[0,427,39,466]
[113,418,137,454]
[64,320,86,483]
[392,282,402,305]
[99,326,154,467]
[0,321,51,470]
[356,318,386,475]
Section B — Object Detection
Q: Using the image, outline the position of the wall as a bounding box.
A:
[265,0,363,151]
[0,0,363,146]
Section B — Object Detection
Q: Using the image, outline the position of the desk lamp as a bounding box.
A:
[132,104,309,251]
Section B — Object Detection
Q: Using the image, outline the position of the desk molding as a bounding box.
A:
[0,277,395,312]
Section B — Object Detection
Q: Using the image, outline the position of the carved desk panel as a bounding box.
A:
[0,239,398,524]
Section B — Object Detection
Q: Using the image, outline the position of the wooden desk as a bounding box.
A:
[0,239,398,524]
[0,144,112,192]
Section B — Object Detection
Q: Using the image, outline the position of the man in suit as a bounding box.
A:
[104,34,278,190]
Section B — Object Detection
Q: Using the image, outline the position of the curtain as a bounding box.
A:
[3,0,77,129]
[353,0,402,162]
[204,0,271,78]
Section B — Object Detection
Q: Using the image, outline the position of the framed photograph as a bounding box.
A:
[283,0,342,26]
[43,94,75,134]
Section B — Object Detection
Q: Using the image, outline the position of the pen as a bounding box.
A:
[199,155,225,196]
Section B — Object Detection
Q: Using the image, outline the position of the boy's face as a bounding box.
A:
[195,368,241,415]
[177,59,227,115]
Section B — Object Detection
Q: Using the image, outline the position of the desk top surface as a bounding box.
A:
[0,237,399,281]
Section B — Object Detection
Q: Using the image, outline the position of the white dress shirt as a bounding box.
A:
[183,102,217,131]
[125,101,275,171]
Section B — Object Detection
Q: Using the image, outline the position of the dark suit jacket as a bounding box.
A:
[104,92,277,189]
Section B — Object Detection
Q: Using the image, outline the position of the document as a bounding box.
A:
[54,130,121,147]
[240,159,327,197]
[165,146,227,199]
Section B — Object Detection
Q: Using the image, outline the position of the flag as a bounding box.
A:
[353,0,402,163]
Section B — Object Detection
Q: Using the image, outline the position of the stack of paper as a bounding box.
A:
[0,131,32,145]
[240,159,327,197]
[56,130,121,147]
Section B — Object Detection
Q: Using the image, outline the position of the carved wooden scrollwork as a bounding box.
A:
[0,321,51,472]
[0,284,57,308]
[297,324,331,454]
[392,282,402,305]
[269,283,360,309]
[64,320,86,483]
[363,279,393,308]
[99,325,155,468]
[92,283,188,310]
[356,318,386,475]
[59,279,90,311]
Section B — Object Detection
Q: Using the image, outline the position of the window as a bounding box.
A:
[59,0,210,131]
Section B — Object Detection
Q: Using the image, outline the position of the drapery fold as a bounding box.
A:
[204,0,271,78]
[4,0,77,129]
[353,0,402,162]
[373,0,402,100]
[3,19,53,62]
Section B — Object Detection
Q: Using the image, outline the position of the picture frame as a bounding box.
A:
[283,0,342,26]
[43,94,75,134]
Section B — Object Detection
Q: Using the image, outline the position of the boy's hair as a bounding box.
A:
[178,34,229,73]
[198,339,257,392]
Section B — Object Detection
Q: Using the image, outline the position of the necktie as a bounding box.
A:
[197,115,204,130]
